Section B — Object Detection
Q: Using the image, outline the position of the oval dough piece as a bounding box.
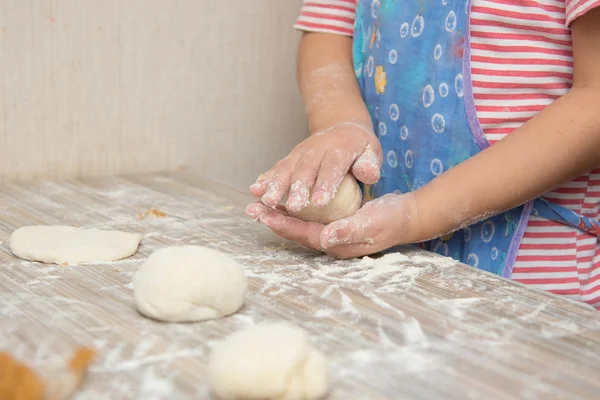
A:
[287,173,362,224]
[10,225,142,265]
[134,246,247,322]
[209,322,329,400]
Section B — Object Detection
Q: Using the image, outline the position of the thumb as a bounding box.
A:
[351,144,381,184]
[320,211,377,249]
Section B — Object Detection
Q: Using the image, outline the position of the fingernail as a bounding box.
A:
[250,174,268,190]
[313,191,331,207]
[353,158,379,171]
[245,204,261,219]
[249,184,261,193]
[287,181,309,212]
[262,181,282,204]
[286,193,303,212]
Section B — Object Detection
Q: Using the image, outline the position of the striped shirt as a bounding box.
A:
[295,0,600,308]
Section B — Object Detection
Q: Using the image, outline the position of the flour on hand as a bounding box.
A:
[134,246,247,322]
[287,173,362,224]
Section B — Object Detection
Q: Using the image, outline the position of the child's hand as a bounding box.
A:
[246,193,421,259]
[249,121,382,212]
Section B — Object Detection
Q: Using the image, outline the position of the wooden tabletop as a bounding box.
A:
[1,171,599,400]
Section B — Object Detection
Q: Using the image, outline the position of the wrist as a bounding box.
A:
[307,107,373,136]
[393,192,425,246]
[311,119,374,136]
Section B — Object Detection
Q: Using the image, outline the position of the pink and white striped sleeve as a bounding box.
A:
[294,0,358,36]
[565,0,600,25]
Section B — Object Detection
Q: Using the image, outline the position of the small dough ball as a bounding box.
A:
[134,246,247,322]
[209,322,329,400]
[287,173,362,224]
[10,225,142,265]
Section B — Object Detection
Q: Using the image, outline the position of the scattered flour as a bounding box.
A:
[408,253,458,266]
[312,251,427,284]
[362,292,407,318]
[355,252,410,267]
[139,368,174,398]
[402,317,428,346]
[430,297,483,318]
[245,269,294,293]
[5,175,595,399]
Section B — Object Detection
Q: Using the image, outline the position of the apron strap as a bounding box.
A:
[534,198,600,237]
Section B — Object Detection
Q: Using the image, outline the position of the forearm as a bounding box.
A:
[403,8,600,243]
[297,32,372,133]
[411,87,600,242]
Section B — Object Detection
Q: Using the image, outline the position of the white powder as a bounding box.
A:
[139,368,174,397]
[402,317,428,346]
[409,253,457,266]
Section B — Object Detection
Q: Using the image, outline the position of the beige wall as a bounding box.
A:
[0,0,308,189]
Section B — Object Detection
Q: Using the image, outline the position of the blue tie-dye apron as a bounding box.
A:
[352,0,600,277]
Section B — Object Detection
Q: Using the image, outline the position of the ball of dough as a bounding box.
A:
[209,322,329,400]
[287,173,362,224]
[133,246,247,322]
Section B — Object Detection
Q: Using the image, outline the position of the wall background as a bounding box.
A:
[0,0,308,189]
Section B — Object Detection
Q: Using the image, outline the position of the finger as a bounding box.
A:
[246,203,288,220]
[286,148,324,213]
[273,204,288,214]
[260,158,297,207]
[320,210,380,249]
[311,149,355,207]
[351,144,382,184]
[325,242,379,259]
[249,158,287,197]
[249,173,269,197]
[248,205,324,250]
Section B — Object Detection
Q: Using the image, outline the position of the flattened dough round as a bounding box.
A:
[209,322,329,400]
[134,246,247,322]
[10,225,142,265]
[287,173,362,224]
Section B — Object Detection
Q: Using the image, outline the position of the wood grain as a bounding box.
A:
[1,171,599,399]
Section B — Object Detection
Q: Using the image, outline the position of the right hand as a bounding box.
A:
[249,121,383,212]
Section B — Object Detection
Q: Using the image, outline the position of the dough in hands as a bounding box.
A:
[287,173,362,224]
[209,322,329,400]
[134,246,247,322]
[10,225,142,265]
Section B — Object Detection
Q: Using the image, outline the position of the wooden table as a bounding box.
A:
[1,171,599,400]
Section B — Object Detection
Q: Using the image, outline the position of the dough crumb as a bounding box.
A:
[69,347,95,380]
[0,352,45,400]
[138,208,167,219]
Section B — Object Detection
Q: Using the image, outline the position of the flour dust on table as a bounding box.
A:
[286,173,362,224]
[209,322,329,400]
[134,246,248,322]
[9,225,142,265]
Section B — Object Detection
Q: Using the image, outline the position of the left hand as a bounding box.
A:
[245,193,421,259]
